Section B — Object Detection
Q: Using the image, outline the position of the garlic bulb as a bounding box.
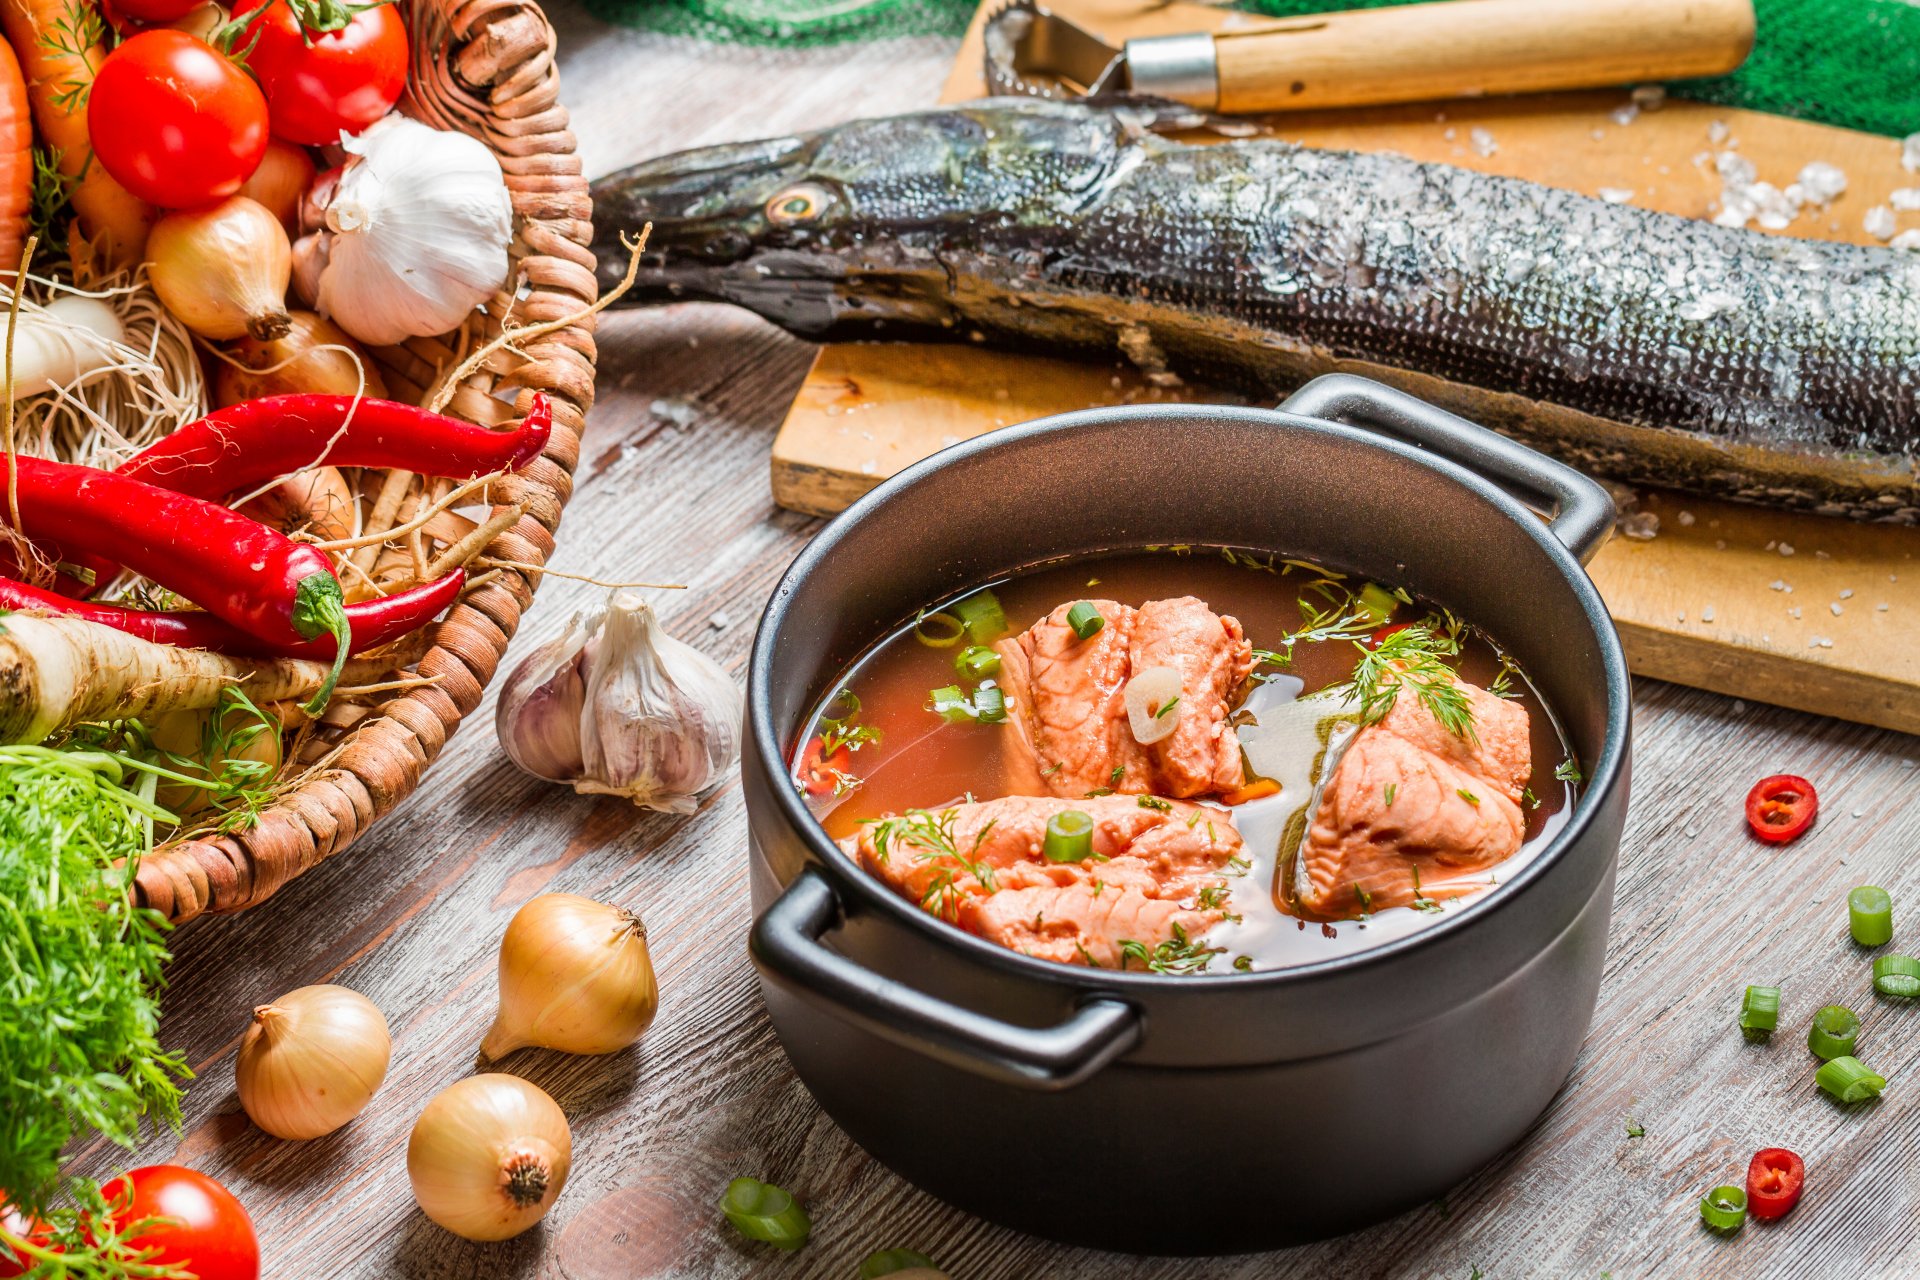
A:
[292,115,512,347]
[496,591,743,813]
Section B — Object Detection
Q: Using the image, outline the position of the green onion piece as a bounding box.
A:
[1356,581,1398,622]
[1815,1054,1887,1104]
[1044,809,1095,863]
[955,644,1002,680]
[1739,985,1780,1040]
[720,1177,811,1250]
[949,589,1008,643]
[1698,1184,1747,1232]
[913,611,965,648]
[1807,1003,1860,1060]
[927,685,977,723]
[860,1250,938,1279]
[1874,954,1920,998]
[1849,884,1893,947]
[973,685,1007,724]
[1065,600,1104,640]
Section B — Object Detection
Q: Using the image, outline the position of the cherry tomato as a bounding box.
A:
[1745,774,1817,844]
[111,0,207,20]
[797,735,852,796]
[232,0,409,146]
[1746,1147,1805,1220]
[108,1165,259,1280]
[89,32,269,208]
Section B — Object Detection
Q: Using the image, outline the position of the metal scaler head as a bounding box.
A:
[983,1,1219,107]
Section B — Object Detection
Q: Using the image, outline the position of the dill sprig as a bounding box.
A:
[27,147,77,248]
[1117,923,1220,975]
[1252,579,1377,676]
[1342,618,1476,740]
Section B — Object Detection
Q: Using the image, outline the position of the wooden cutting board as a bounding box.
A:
[770,0,1920,735]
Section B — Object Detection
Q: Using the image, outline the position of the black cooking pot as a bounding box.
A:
[742,375,1631,1254]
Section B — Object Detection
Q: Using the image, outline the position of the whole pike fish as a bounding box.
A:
[591,100,1920,521]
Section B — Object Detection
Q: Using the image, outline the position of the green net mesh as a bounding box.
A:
[583,0,1920,137]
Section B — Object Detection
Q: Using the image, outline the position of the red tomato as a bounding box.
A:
[108,1165,259,1280]
[232,0,409,146]
[0,1201,54,1279]
[1747,1147,1805,1220]
[89,32,269,208]
[1745,774,1817,844]
[112,0,207,20]
[796,735,852,796]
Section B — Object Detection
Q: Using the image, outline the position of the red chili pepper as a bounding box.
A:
[796,735,852,796]
[116,393,553,501]
[1746,774,1818,844]
[1747,1147,1804,1220]
[0,456,352,708]
[0,569,463,659]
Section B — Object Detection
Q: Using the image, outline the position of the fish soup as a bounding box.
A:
[791,548,1577,974]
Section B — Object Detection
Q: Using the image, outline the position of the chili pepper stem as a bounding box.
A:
[293,576,353,712]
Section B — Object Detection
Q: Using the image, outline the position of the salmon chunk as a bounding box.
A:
[839,794,1243,969]
[996,596,1252,800]
[1292,677,1531,917]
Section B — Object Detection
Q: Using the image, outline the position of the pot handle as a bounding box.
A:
[1278,373,1616,564]
[750,867,1143,1092]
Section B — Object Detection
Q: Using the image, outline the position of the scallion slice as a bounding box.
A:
[720,1177,811,1250]
[1066,600,1104,640]
[1043,809,1095,863]
[1815,1054,1886,1104]
[949,590,1008,643]
[1874,954,1920,998]
[1807,1004,1860,1060]
[955,644,1002,680]
[1739,985,1780,1040]
[1356,581,1398,622]
[973,685,1007,724]
[860,1250,938,1279]
[913,611,964,648]
[1699,1184,1747,1232]
[1849,885,1893,947]
[927,685,975,722]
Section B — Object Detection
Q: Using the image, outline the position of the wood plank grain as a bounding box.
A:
[60,7,1920,1280]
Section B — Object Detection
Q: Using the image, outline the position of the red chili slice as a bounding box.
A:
[1746,774,1818,844]
[797,735,853,796]
[1369,622,1414,648]
[1747,1147,1804,1220]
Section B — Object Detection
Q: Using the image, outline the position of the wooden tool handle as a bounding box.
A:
[1214,0,1755,114]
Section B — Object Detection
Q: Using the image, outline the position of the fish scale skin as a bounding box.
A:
[593,100,1920,521]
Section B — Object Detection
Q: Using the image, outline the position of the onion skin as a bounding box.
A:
[148,196,293,342]
[235,984,390,1140]
[237,139,317,237]
[236,466,357,543]
[480,893,658,1061]
[214,310,387,407]
[407,1074,571,1242]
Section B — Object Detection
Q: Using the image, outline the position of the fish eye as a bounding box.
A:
[766,184,830,224]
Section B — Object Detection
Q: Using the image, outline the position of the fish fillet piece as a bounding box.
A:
[840,793,1241,966]
[1294,677,1530,917]
[996,596,1252,800]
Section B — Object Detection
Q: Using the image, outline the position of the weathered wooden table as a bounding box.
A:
[71,7,1920,1277]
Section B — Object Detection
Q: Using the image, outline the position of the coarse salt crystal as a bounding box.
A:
[708,611,731,630]
[1865,205,1898,241]
[1879,602,1891,612]
[1831,603,1844,616]
[1904,131,1920,173]
[1598,188,1635,204]
[1610,103,1640,127]
[1708,120,1730,145]
[1893,187,1920,212]
[1470,127,1498,157]
[1677,510,1696,527]
[1770,580,1790,592]
[1841,589,1854,599]
[1702,606,1716,623]
[1789,607,1803,618]
[1891,230,1920,252]
[1779,543,1795,556]
[1443,127,1457,141]
[1795,161,1847,205]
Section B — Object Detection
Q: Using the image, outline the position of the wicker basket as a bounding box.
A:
[132,0,596,924]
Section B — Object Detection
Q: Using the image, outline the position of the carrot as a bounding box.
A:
[0,36,28,277]
[0,0,154,275]
[0,613,392,743]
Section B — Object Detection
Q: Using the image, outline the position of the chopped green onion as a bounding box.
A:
[1849,885,1893,946]
[973,685,1007,724]
[720,1177,811,1250]
[1356,581,1397,622]
[1740,985,1780,1040]
[1807,1004,1860,1060]
[949,590,1008,643]
[955,644,1001,679]
[860,1250,937,1279]
[1699,1184,1747,1232]
[913,611,964,648]
[1875,954,1920,998]
[1815,1054,1887,1104]
[927,685,975,722]
[1066,600,1104,640]
[1043,809,1095,863]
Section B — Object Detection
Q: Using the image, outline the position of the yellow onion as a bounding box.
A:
[236,466,357,543]
[408,1074,571,1241]
[214,310,386,406]
[237,139,317,237]
[480,893,658,1060]
[235,984,390,1140]
[148,196,292,341]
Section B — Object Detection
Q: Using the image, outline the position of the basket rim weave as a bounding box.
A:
[133,0,596,924]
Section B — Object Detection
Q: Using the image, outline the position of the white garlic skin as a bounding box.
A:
[297,116,513,347]
[496,592,743,813]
